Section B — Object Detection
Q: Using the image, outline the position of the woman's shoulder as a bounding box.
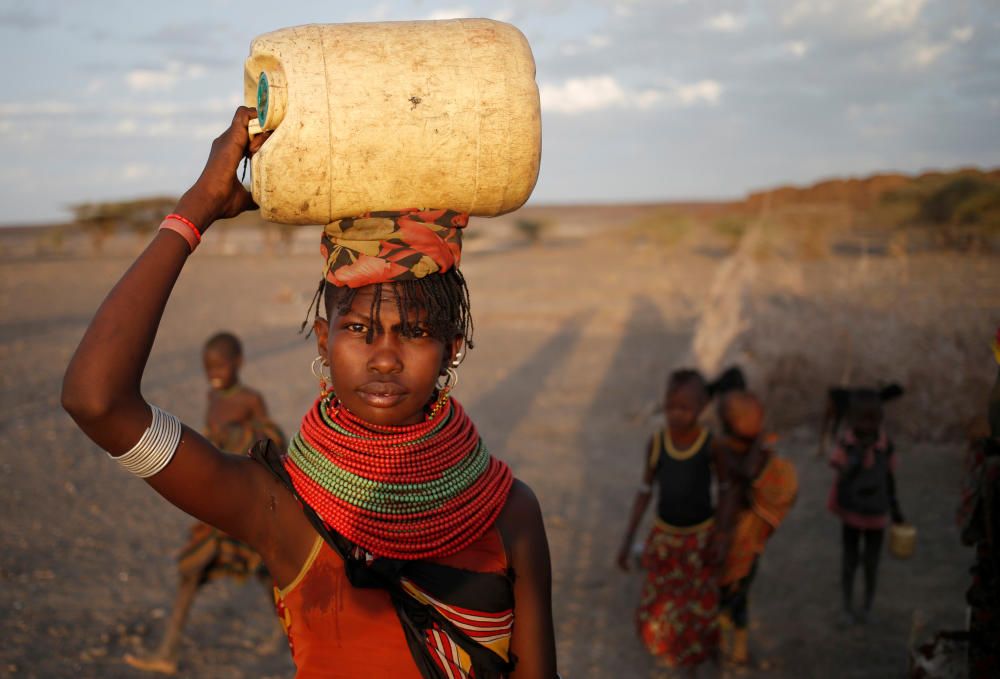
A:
[498,478,542,527]
[496,479,547,567]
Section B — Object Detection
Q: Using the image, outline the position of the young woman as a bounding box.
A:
[62,107,557,679]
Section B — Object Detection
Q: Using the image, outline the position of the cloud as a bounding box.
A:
[614,3,634,18]
[125,61,208,92]
[705,12,746,33]
[784,40,809,58]
[674,80,722,106]
[116,119,138,135]
[866,0,926,31]
[908,25,975,68]
[588,34,610,49]
[912,42,948,67]
[426,6,473,20]
[539,76,721,114]
[122,163,153,181]
[951,26,973,43]
[540,76,627,114]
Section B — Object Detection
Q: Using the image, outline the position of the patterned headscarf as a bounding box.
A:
[321,209,468,288]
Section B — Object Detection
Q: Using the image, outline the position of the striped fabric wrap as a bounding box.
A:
[402,578,514,677]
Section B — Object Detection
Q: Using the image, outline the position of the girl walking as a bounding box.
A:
[827,387,905,624]
[617,369,721,674]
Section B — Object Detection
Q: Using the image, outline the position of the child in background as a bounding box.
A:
[125,331,286,675]
[201,332,284,455]
[617,369,721,675]
[715,390,798,667]
[819,383,903,459]
[827,387,905,625]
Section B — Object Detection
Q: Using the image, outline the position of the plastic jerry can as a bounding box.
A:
[244,19,541,225]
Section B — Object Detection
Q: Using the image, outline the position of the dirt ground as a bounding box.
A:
[0,227,994,678]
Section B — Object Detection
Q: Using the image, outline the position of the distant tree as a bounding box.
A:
[70,196,177,253]
[920,176,988,225]
[515,218,547,244]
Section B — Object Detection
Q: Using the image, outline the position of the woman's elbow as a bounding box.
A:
[61,373,113,424]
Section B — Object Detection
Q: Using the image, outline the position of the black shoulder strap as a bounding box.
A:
[648,431,663,472]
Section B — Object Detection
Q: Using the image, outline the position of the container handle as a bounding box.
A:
[248,118,263,140]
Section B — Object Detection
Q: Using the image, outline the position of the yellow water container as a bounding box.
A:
[244,19,541,225]
[889,523,916,559]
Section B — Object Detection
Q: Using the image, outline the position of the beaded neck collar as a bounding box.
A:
[283,392,513,560]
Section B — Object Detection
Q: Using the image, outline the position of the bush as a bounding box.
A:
[515,218,547,244]
[919,176,992,225]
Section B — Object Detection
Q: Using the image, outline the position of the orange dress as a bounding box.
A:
[274,527,511,678]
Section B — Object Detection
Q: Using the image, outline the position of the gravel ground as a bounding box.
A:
[0,233,984,678]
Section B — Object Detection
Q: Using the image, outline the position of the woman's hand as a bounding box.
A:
[173,107,270,231]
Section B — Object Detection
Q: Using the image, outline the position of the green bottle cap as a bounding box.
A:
[256,72,270,128]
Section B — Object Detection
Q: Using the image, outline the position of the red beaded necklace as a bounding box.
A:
[283,392,513,560]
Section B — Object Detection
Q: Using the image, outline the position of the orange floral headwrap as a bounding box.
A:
[321,209,468,288]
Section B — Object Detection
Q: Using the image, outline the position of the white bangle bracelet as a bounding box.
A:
[109,404,182,478]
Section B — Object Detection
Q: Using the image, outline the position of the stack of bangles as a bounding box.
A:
[158,213,202,252]
[110,404,183,478]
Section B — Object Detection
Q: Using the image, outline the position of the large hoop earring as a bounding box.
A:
[311,356,331,394]
[436,366,459,391]
[428,367,458,420]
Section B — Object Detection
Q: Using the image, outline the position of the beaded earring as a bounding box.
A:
[427,387,451,420]
[428,363,459,420]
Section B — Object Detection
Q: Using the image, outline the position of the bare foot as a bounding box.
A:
[123,653,178,675]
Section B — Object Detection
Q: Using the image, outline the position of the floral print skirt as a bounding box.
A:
[637,518,719,667]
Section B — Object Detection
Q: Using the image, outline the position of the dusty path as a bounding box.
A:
[0,237,978,678]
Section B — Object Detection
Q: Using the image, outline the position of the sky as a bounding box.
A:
[1,0,998,224]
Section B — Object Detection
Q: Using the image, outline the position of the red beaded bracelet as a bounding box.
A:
[158,213,202,252]
[164,213,201,242]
